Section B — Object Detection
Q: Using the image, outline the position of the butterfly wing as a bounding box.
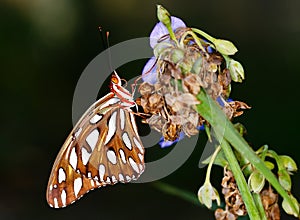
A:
[46,92,145,208]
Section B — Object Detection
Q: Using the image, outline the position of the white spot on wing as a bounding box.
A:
[81,147,91,165]
[138,153,143,162]
[49,184,53,191]
[107,149,117,164]
[101,97,120,109]
[90,114,102,124]
[119,149,126,164]
[58,168,66,183]
[99,164,105,181]
[122,132,132,150]
[129,157,139,173]
[106,176,111,184]
[133,137,144,153]
[87,172,92,178]
[86,129,99,151]
[74,177,82,197]
[111,175,117,183]
[61,190,67,207]
[125,175,131,181]
[119,109,125,130]
[118,174,125,182]
[69,147,77,169]
[54,198,59,208]
[104,111,117,144]
[139,164,144,172]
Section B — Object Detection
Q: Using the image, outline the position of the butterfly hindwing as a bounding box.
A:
[46,92,145,208]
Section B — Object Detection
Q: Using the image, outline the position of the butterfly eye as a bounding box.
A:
[111,76,119,84]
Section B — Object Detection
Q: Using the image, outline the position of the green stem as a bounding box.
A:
[196,89,299,217]
[191,28,216,44]
[253,192,268,220]
[218,135,260,219]
[205,146,221,183]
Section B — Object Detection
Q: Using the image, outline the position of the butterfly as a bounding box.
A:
[46,72,145,208]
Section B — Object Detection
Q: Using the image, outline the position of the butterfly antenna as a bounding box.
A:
[98,27,114,74]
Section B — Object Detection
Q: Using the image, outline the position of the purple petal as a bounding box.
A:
[142,56,157,84]
[150,16,186,48]
[159,131,185,148]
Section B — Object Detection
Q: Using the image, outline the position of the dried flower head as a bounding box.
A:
[140,16,249,146]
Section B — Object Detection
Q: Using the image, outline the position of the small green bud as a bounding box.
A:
[198,182,220,209]
[170,48,184,63]
[214,39,238,55]
[278,169,292,191]
[229,59,245,82]
[279,155,298,173]
[248,170,265,193]
[157,5,171,27]
[282,194,299,217]
[191,56,203,74]
[153,42,173,58]
[264,161,275,170]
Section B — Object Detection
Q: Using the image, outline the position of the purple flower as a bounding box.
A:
[216,96,233,107]
[159,125,205,148]
[142,56,157,84]
[143,17,186,85]
[150,16,186,48]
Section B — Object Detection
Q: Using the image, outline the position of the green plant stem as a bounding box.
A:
[253,192,268,220]
[196,89,299,217]
[205,146,221,183]
[218,134,260,219]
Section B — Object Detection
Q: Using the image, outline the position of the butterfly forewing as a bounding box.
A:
[46,92,145,208]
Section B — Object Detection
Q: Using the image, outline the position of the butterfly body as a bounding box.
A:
[46,72,145,208]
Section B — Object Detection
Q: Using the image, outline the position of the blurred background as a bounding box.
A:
[1,0,300,219]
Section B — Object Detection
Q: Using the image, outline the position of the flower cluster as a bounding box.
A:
[138,10,249,146]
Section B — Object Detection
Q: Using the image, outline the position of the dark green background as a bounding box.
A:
[1,0,300,219]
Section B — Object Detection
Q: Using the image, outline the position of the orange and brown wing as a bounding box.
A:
[46,93,145,208]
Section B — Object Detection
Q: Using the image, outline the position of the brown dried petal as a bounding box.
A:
[182,122,199,137]
[176,93,200,106]
[139,82,154,96]
[148,93,164,112]
[182,73,202,95]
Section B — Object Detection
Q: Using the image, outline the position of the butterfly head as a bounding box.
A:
[110,71,122,87]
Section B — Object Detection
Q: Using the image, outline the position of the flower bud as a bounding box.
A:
[282,194,299,217]
[170,48,185,63]
[264,161,275,170]
[279,155,298,173]
[198,182,220,209]
[214,39,238,55]
[229,59,245,82]
[278,169,292,191]
[153,42,173,58]
[157,5,171,27]
[248,170,265,193]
